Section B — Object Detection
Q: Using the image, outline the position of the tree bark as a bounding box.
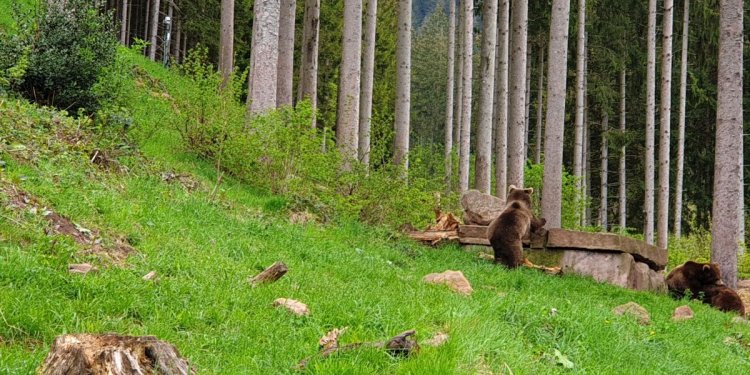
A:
[458,0,473,192]
[359,0,377,167]
[298,0,320,127]
[120,0,128,44]
[524,48,532,159]
[336,0,362,165]
[657,0,674,250]
[534,46,544,165]
[573,0,586,198]
[474,0,497,193]
[494,0,510,197]
[541,0,571,229]
[454,3,463,152]
[712,0,743,289]
[172,13,181,62]
[444,0,456,191]
[644,0,656,244]
[507,0,528,187]
[619,68,627,232]
[599,111,608,231]
[247,0,281,113]
[674,0,689,238]
[219,0,235,88]
[582,44,589,226]
[277,0,296,106]
[393,0,411,170]
[143,0,151,55]
[148,0,161,61]
[250,261,289,286]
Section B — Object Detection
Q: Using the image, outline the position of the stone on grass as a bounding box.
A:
[562,251,635,288]
[273,298,310,316]
[460,190,504,226]
[672,305,694,322]
[142,271,157,281]
[68,263,96,275]
[731,317,750,325]
[423,270,473,296]
[612,302,650,325]
[423,332,449,347]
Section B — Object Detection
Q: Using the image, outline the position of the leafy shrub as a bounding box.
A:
[0,0,118,114]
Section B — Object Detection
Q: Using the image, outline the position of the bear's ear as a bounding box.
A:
[508,184,518,192]
[524,187,534,195]
[703,264,712,272]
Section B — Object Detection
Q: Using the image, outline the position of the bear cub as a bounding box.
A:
[666,261,745,315]
[487,185,546,269]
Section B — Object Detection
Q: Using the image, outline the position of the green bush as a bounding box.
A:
[524,163,586,229]
[0,0,118,114]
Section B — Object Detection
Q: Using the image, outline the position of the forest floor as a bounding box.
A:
[2,50,750,374]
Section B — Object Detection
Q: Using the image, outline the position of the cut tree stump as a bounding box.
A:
[249,261,288,286]
[39,334,193,375]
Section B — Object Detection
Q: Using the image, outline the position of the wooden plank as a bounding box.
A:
[459,237,490,246]
[458,225,488,239]
[407,230,459,242]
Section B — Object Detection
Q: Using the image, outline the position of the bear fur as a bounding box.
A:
[701,284,746,315]
[487,185,546,269]
[665,261,724,299]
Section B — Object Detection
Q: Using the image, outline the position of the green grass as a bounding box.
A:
[1,50,750,374]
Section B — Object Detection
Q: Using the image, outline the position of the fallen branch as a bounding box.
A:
[249,261,288,286]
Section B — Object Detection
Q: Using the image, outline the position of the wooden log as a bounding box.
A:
[39,334,193,375]
[406,230,459,244]
[250,261,288,286]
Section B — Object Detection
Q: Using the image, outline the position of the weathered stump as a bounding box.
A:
[39,334,193,375]
[249,261,288,286]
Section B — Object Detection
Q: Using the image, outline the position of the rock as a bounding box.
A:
[628,262,666,292]
[562,251,635,288]
[731,317,750,325]
[273,298,310,316]
[68,263,96,275]
[423,270,473,296]
[423,332,449,347]
[546,228,667,270]
[672,305,694,321]
[613,302,650,325]
[142,271,157,281]
[460,190,505,226]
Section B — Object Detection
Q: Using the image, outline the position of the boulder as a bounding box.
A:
[561,251,636,288]
[628,262,666,292]
[460,190,505,226]
[672,305,694,321]
[423,270,473,295]
[612,302,650,325]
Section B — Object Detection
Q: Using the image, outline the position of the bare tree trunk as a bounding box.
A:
[359,0,377,167]
[394,0,411,170]
[454,4,463,152]
[534,46,544,165]
[337,0,362,165]
[657,0,674,250]
[541,0,570,229]
[582,45,589,227]
[458,0,474,192]
[248,0,281,114]
[573,0,586,197]
[494,0,510,197]
[120,0,129,44]
[524,49,532,159]
[474,0,497,193]
[600,111,609,231]
[148,0,161,61]
[507,0,528,187]
[712,0,743,289]
[219,0,235,87]
[644,0,656,244]
[172,13,181,62]
[674,0,689,238]
[143,0,151,56]
[277,0,296,106]
[619,68,627,232]
[445,0,456,191]
[163,3,173,64]
[298,0,320,127]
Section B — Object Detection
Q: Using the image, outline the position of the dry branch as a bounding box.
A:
[298,328,419,370]
[250,261,288,286]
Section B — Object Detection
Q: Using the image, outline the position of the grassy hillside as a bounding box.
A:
[2,50,750,374]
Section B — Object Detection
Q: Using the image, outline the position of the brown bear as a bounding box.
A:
[487,185,546,269]
[701,284,746,315]
[665,261,724,299]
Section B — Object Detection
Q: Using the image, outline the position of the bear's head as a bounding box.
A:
[687,261,724,286]
[506,185,534,208]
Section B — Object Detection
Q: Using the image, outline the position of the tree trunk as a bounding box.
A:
[458,0,473,192]
[619,68,627,232]
[359,0,377,167]
[445,0,456,191]
[507,0,528,187]
[143,0,150,54]
[573,0,586,201]
[534,46,544,165]
[336,0,362,165]
[454,4,463,152]
[247,0,281,114]
[712,0,743,289]
[674,0,689,238]
[474,0,497,193]
[393,0,411,170]
[277,0,295,106]
[120,0,128,44]
[541,0,571,229]
[657,0,674,250]
[599,111,608,231]
[494,0,510,197]
[644,0,656,244]
[524,48,532,159]
[163,3,173,64]
[172,14,181,62]
[298,0,320,127]
[582,45,589,226]
[219,0,235,88]
[148,0,161,61]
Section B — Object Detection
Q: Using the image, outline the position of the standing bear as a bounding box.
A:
[487,185,546,268]
[666,260,745,315]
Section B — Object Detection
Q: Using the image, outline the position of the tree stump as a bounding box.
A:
[39,334,193,375]
[249,261,288,286]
